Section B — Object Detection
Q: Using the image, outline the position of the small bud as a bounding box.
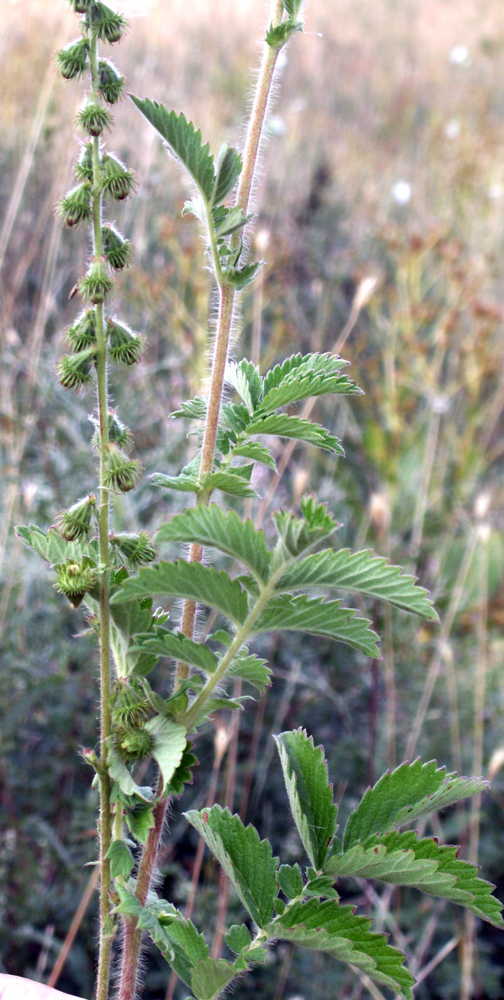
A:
[56,37,90,80]
[107,318,145,365]
[54,560,98,607]
[102,224,133,270]
[100,154,135,201]
[112,684,149,728]
[104,444,142,493]
[74,142,94,182]
[65,308,97,350]
[58,182,92,228]
[79,259,114,304]
[98,59,125,104]
[57,347,96,391]
[111,531,156,565]
[113,725,154,764]
[56,494,97,541]
[85,4,127,44]
[77,97,112,137]
[90,410,134,452]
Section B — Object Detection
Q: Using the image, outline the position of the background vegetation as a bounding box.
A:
[1,0,504,997]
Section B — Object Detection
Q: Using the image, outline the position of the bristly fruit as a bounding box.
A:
[104,444,142,493]
[65,308,97,350]
[110,532,156,565]
[107,318,145,365]
[68,0,93,11]
[77,97,112,137]
[58,182,92,228]
[100,154,136,201]
[56,37,90,80]
[74,142,94,182]
[112,683,150,728]
[107,411,134,451]
[98,59,125,103]
[54,560,98,607]
[113,725,154,764]
[79,260,114,304]
[102,224,133,270]
[56,495,97,541]
[85,3,127,44]
[57,347,97,390]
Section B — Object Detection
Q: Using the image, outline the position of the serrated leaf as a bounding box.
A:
[185,805,278,928]
[111,560,248,626]
[171,397,207,420]
[275,729,337,870]
[226,653,271,692]
[343,759,487,851]
[116,887,208,987]
[225,924,251,954]
[131,97,215,201]
[124,801,155,843]
[133,629,217,673]
[168,742,198,796]
[157,505,271,583]
[213,143,242,204]
[304,875,339,898]
[246,413,343,453]
[230,440,276,470]
[224,260,262,290]
[108,746,152,802]
[262,353,348,396]
[16,524,51,561]
[276,548,439,621]
[105,839,135,879]
[272,898,414,999]
[222,401,251,434]
[214,206,250,239]
[191,957,237,1000]
[326,831,504,926]
[252,594,380,657]
[225,359,262,413]
[151,472,200,494]
[203,471,257,498]
[258,371,361,414]
[273,498,338,557]
[277,863,304,899]
[145,716,187,791]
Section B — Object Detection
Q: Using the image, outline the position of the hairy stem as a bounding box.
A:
[89,34,114,1000]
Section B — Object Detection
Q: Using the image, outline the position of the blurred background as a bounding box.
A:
[1,0,504,997]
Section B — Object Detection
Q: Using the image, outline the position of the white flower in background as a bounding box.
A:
[445,119,461,140]
[488,183,504,200]
[391,180,411,205]
[449,45,471,66]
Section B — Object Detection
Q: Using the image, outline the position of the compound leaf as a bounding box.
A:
[111,560,248,626]
[258,371,361,413]
[157,505,271,583]
[246,413,343,453]
[131,97,215,201]
[226,653,271,692]
[272,898,414,999]
[275,729,337,870]
[185,805,278,928]
[343,759,486,851]
[276,548,438,621]
[133,629,217,673]
[326,831,504,927]
[252,594,380,658]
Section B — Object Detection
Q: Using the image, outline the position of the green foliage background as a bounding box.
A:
[1,0,504,997]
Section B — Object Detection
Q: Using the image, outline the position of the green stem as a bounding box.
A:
[89,33,114,1000]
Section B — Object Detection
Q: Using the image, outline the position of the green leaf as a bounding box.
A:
[262,352,347,396]
[145,716,187,791]
[168,742,198,796]
[275,729,337,870]
[124,801,155,843]
[226,653,271,692]
[116,888,208,987]
[276,548,439,621]
[304,875,339,898]
[221,401,251,434]
[203,470,257,498]
[105,839,135,879]
[343,759,487,851]
[133,628,218,673]
[151,472,200,494]
[111,560,248,626]
[107,746,152,802]
[246,413,343,453]
[252,594,380,658]
[225,359,262,413]
[272,898,414,999]
[191,957,237,1000]
[171,397,207,420]
[266,18,301,47]
[213,143,242,204]
[157,505,271,583]
[273,497,338,557]
[258,371,361,414]
[229,440,276,470]
[224,260,262,290]
[225,924,251,954]
[326,831,504,927]
[277,863,303,899]
[131,97,215,201]
[185,805,278,928]
[214,206,250,239]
